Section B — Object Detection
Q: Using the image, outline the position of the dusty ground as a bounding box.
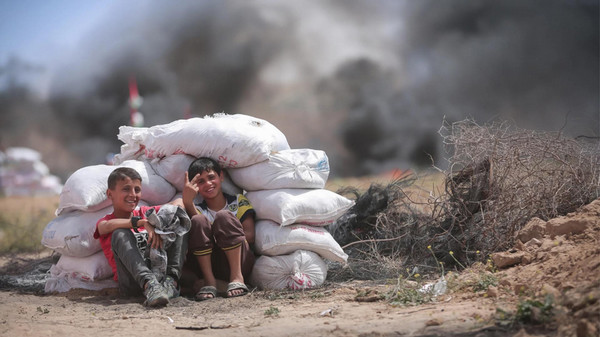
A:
[0,198,598,337]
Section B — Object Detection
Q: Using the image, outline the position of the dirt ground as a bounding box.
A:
[0,199,598,337]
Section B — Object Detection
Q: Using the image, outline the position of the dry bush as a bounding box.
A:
[329,176,437,280]
[430,119,600,263]
[330,119,600,280]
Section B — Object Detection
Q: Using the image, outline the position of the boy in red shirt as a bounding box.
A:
[94,167,186,307]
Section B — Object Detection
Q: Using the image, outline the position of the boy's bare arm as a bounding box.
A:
[97,217,163,249]
[97,217,138,236]
[241,217,255,244]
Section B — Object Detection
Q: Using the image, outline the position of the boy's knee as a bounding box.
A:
[191,213,210,226]
[190,214,212,234]
[214,210,237,223]
[213,211,244,238]
[111,228,133,245]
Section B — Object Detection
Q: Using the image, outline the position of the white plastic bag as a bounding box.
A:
[44,251,117,293]
[254,220,348,263]
[246,188,354,227]
[114,114,290,168]
[42,207,112,257]
[250,250,328,290]
[228,149,330,191]
[56,160,175,215]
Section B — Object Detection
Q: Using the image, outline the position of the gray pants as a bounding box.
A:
[111,229,188,296]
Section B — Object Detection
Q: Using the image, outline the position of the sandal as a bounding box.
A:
[194,285,217,301]
[226,282,249,298]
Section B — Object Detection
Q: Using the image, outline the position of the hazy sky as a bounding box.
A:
[0,1,115,60]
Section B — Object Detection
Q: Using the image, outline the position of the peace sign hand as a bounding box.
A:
[182,171,200,216]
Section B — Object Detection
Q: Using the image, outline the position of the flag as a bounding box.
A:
[129,76,144,127]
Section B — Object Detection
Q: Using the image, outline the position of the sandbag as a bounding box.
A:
[1,147,63,196]
[114,113,290,168]
[56,160,175,215]
[5,147,41,163]
[149,154,196,192]
[254,220,348,263]
[250,250,328,290]
[44,251,117,293]
[56,165,113,215]
[42,207,112,257]
[227,149,330,191]
[246,188,354,227]
[149,154,243,199]
[55,250,113,280]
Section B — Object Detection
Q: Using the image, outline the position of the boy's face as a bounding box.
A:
[107,177,142,215]
[191,169,224,200]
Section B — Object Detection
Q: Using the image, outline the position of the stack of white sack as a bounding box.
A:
[42,159,176,292]
[0,147,63,196]
[42,113,289,292]
[228,149,354,290]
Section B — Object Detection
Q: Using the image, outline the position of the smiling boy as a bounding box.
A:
[94,167,187,307]
[182,157,255,300]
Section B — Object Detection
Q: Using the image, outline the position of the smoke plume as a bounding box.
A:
[0,0,597,179]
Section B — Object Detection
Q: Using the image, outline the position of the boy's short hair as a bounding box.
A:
[187,157,222,181]
[107,167,142,189]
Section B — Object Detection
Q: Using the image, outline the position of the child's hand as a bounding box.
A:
[183,171,200,202]
[182,172,201,217]
[143,220,163,250]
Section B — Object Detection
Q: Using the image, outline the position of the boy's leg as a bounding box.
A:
[165,232,188,280]
[188,214,217,299]
[114,252,143,297]
[212,241,255,281]
[111,229,154,290]
[163,232,188,298]
[111,229,168,306]
[212,211,255,297]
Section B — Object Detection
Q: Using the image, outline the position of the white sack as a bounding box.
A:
[250,250,327,290]
[228,149,330,191]
[149,154,242,198]
[40,175,63,195]
[56,165,115,215]
[56,250,113,280]
[149,154,196,191]
[246,188,354,227]
[56,160,175,215]
[254,220,348,263]
[5,147,41,163]
[44,251,117,293]
[42,207,112,257]
[114,113,290,168]
[119,160,176,205]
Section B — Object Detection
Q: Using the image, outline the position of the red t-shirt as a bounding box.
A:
[93,206,160,281]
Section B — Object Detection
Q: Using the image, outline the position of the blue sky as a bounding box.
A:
[0,1,114,64]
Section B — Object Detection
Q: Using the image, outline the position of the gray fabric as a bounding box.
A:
[145,205,191,281]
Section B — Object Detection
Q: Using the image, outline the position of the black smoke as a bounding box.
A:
[324,0,599,174]
[0,0,598,179]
